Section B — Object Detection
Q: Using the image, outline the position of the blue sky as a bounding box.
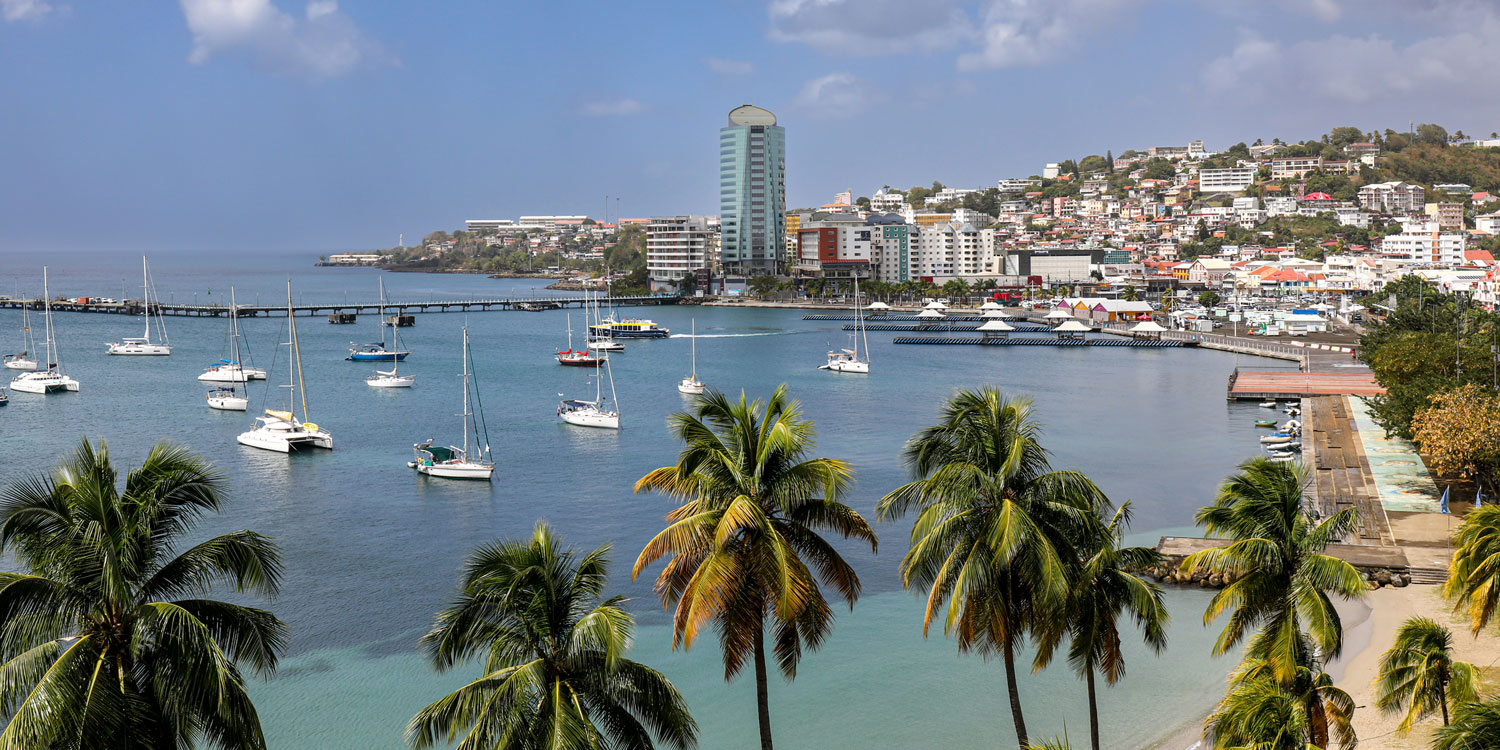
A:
[3,0,1499,252]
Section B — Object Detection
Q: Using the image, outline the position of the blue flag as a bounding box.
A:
[1441,486,1450,514]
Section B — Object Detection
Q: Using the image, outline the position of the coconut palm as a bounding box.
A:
[0,439,285,750]
[877,388,1110,750]
[410,522,697,750]
[1204,654,1355,750]
[1443,504,1500,633]
[1181,458,1366,685]
[1122,286,1139,302]
[632,386,876,750]
[1374,616,1479,731]
[1036,502,1168,750]
[1434,699,1500,750]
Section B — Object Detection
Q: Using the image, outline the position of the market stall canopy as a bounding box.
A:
[1054,320,1093,332]
[977,320,1015,331]
[1130,320,1168,333]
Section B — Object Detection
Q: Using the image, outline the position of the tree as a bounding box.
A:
[1036,502,1167,750]
[877,389,1110,750]
[410,522,696,750]
[1374,616,1479,732]
[1411,384,1500,498]
[1204,654,1355,750]
[747,275,779,299]
[1443,505,1500,633]
[1416,123,1450,147]
[1434,699,1500,750]
[1122,285,1139,302]
[632,387,876,750]
[1198,290,1222,308]
[1181,459,1366,684]
[941,278,970,302]
[0,439,286,749]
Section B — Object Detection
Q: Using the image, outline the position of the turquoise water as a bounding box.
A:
[0,251,1287,748]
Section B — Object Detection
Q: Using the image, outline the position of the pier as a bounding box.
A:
[1226,368,1384,400]
[892,335,1185,348]
[0,295,677,318]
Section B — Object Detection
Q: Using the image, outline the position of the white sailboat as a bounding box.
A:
[367,302,414,387]
[206,287,250,411]
[107,255,172,355]
[677,319,705,394]
[10,268,80,395]
[410,327,494,480]
[820,277,870,373]
[199,286,267,382]
[586,292,624,352]
[559,353,620,429]
[237,281,332,453]
[347,277,410,361]
[4,289,38,370]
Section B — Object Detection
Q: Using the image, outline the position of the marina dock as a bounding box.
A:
[1304,395,1394,546]
[892,335,1185,348]
[0,294,678,318]
[1226,369,1384,400]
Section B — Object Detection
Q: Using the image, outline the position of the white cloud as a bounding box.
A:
[792,72,888,119]
[706,57,754,75]
[178,0,386,79]
[1,0,53,22]
[956,0,1139,71]
[581,98,647,117]
[769,0,974,56]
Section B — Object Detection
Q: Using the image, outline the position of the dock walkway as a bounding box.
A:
[1227,369,1384,400]
[1306,395,1394,546]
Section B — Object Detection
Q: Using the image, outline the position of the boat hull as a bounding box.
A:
[367,375,415,388]
[677,379,705,395]
[107,343,172,355]
[207,395,249,411]
[348,351,409,362]
[198,366,267,382]
[411,462,495,480]
[588,326,667,339]
[560,409,620,429]
[237,424,333,452]
[820,361,869,373]
[10,373,78,394]
[3,359,37,371]
[557,357,601,367]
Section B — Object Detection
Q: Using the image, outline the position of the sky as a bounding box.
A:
[4,0,1500,253]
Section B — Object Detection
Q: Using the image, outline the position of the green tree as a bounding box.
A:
[877,389,1110,750]
[747,275,779,299]
[1181,459,1366,684]
[1198,290,1222,308]
[1204,654,1355,750]
[1122,285,1139,302]
[1375,616,1479,731]
[1434,699,1500,750]
[632,387,877,750]
[941,278,971,302]
[1443,505,1500,633]
[410,522,696,750]
[1037,503,1167,750]
[0,440,286,749]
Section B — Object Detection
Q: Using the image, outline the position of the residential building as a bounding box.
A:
[1435,183,1473,195]
[1358,181,1424,214]
[1270,156,1324,179]
[1334,206,1370,228]
[996,178,1040,194]
[1477,211,1500,234]
[1188,140,1206,157]
[1425,202,1465,231]
[869,188,906,212]
[910,223,989,280]
[1043,163,1061,179]
[719,104,786,275]
[951,208,994,226]
[1199,167,1256,193]
[465,219,521,233]
[1344,142,1379,158]
[645,215,716,291]
[1001,249,1103,283]
[1265,197,1299,218]
[1188,258,1233,284]
[793,213,910,284]
[1150,145,1190,159]
[1380,217,1466,264]
[518,215,590,228]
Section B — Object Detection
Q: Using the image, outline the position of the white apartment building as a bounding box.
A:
[950,208,994,226]
[1358,181,1424,214]
[1270,157,1324,179]
[645,215,716,290]
[1043,163,1061,179]
[997,178,1041,193]
[1477,211,1500,234]
[1199,167,1256,193]
[869,189,907,212]
[910,223,988,280]
[465,219,521,233]
[1380,217,1466,265]
[1265,197,1299,218]
[1425,202,1465,231]
[1334,206,1370,228]
[518,215,591,228]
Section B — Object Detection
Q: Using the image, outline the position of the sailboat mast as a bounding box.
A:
[690,319,697,378]
[229,287,241,396]
[141,255,151,341]
[857,277,869,364]
[377,277,386,349]
[461,327,470,458]
[42,267,53,369]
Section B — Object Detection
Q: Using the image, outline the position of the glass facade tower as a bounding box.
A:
[719,104,785,275]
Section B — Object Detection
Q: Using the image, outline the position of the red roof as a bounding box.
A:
[1302,192,1333,202]
[1467,249,1495,262]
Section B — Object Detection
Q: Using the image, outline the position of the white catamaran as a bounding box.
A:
[3,287,38,371]
[206,287,250,411]
[559,353,620,429]
[10,268,80,395]
[677,318,705,394]
[410,327,494,480]
[107,255,172,355]
[820,277,871,374]
[237,281,332,453]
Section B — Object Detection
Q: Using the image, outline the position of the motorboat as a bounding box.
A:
[1266,442,1302,453]
[820,277,871,374]
[409,327,494,480]
[1269,454,1298,463]
[559,354,620,429]
[1260,433,1297,444]
[584,292,625,352]
[206,386,248,411]
[346,278,410,361]
[1254,419,1278,427]
[238,281,332,453]
[10,267,79,395]
[557,312,601,367]
[0,386,6,405]
[1259,400,1277,408]
[677,319,705,394]
[367,368,415,388]
[107,256,172,355]
[589,315,669,339]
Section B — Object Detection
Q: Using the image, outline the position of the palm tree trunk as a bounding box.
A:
[1086,667,1100,750]
[1440,680,1449,726]
[753,627,774,750]
[1002,640,1029,749]
[1307,695,1329,749]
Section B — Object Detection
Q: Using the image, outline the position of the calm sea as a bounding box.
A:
[0,249,1286,749]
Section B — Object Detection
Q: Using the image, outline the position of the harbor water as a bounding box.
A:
[0,250,1290,748]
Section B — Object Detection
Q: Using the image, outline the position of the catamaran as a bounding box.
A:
[820,277,870,374]
[199,287,266,382]
[677,319,705,394]
[107,255,172,355]
[348,277,410,361]
[556,312,601,366]
[238,281,332,453]
[4,289,38,370]
[410,327,494,480]
[206,287,251,411]
[10,268,80,395]
[559,353,620,429]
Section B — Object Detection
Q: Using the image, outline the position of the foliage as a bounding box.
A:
[747,275,779,299]
[1182,458,1366,683]
[1199,290,1222,308]
[409,522,696,750]
[1442,505,1500,634]
[877,388,1109,749]
[0,439,286,750]
[632,386,876,750]
[1378,142,1500,192]
[1142,159,1176,181]
[1411,384,1500,497]
[1433,699,1500,750]
[1374,616,1479,732]
[1203,654,1355,750]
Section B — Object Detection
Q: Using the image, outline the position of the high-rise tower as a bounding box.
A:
[719,104,785,276]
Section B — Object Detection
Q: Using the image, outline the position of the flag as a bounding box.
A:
[1441,486,1450,514]
[1478,488,1485,508]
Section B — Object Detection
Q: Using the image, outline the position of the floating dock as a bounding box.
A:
[892,335,1185,348]
[843,322,1052,332]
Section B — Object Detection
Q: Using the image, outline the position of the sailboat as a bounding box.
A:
[559,353,620,429]
[348,277,410,361]
[367,315,415,388]
[410,327,494,480]
[585,292,624,352]
[10,268,80,394]
[206,287,250,411]
[107,255,172,355]
[677,319,705,394]
[819,276,870,373]
[199,287,267,382]
[556,312,601,366]
[4,288,38,370]
[237,281,333,452]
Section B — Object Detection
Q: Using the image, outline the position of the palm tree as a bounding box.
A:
[877,388,1109,750]
[1204,654,1355,750]
[1036,502,1168,750]
[1443,505,1500,633]
[1181,458,1366,685]
[1122,285,1139,302]
[0,439,285,749]
[1434,699,1500,750]
[1374,616,1479,731]
[632,386,876,750]
[410,522,695,750]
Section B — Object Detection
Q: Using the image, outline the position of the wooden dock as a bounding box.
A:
[1305,395,1394,546]
[0,295,678,318]
[1157,536,1408,570]
[1227,369,1384,400]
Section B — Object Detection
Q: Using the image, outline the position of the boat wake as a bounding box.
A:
[668,331,794,339]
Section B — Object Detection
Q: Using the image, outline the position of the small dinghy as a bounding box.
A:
[1259,401,1277,408]
[1254,419,1278,427]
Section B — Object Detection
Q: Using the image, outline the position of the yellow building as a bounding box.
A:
[912,213,953,226]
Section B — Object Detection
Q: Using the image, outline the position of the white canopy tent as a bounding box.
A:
[924,301,948,310]
[1129,320,1168,333]
[981,309,1011,319]
[977,319,1015,332]
[865,301,891,310]
[1053,320,1093,333]
[916,309,945,319]
[1044,308,1074,320]
[980,300,1004,310]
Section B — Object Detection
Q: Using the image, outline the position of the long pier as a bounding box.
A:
[0,295,677,318]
